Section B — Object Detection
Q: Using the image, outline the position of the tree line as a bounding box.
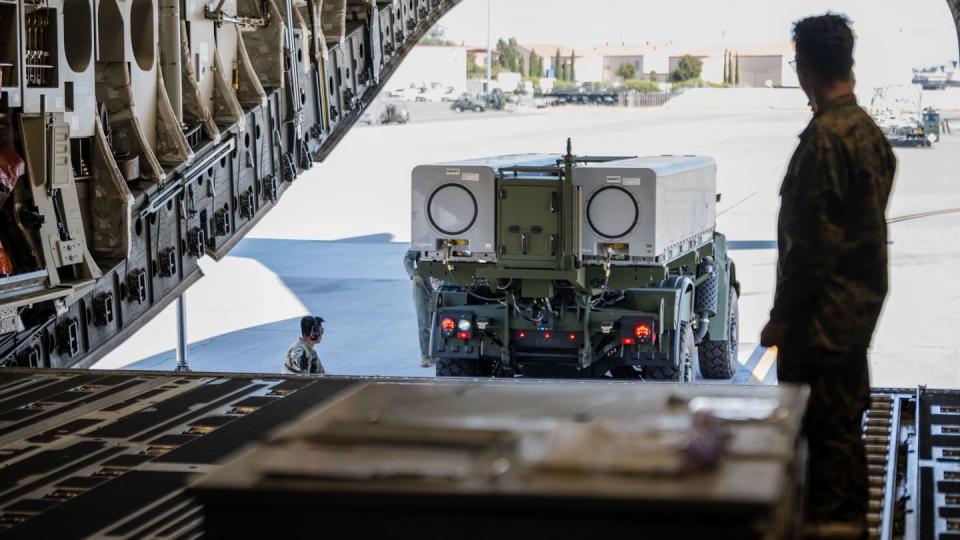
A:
[470,38,578,81]
[468,36,739,88]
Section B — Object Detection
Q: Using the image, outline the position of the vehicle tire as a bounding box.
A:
[474,106,483,112]
[698,287,739,379]
[454,106,463,113]
[647,323,697,382]
[436,358,478,377]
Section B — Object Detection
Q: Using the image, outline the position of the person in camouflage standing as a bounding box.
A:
[282,315,325,375]
[404,249,436,368]
[760,13,896,537]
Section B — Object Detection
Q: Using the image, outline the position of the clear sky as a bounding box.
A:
[436,0,959,90]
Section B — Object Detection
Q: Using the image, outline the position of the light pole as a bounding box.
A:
[485,0,492,94]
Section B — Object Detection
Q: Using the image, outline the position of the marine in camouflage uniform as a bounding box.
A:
[404,248,436,367]
[770,73,896,529]
[282,337,323,375]
[282,316,325,375]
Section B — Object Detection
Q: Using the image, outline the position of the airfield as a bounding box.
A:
[94,89,960,389]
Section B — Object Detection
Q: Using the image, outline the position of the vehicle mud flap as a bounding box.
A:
[648,323,696,382]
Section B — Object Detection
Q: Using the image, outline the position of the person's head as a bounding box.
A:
[300,315,325,345]
[792,13,856,106]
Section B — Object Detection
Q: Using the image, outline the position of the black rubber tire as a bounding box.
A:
[647,323,697,382]
[697,287,739,379]
[436,358,478,377]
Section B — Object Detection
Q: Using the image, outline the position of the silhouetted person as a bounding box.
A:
[761,13,896,537]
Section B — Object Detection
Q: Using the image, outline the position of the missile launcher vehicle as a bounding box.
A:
[411,142,739,381]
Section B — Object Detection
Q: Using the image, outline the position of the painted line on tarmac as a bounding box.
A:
[751,346,778,384]
[762,358,780,385]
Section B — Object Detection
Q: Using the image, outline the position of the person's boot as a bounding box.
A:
[420,358,431,368]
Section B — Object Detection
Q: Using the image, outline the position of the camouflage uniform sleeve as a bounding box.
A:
[314,353,325,376]
[285,344,310,374]
[403,249,418,280]
[770,129,847,324]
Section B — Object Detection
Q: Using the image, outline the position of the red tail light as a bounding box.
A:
[440,317,456,337]
[456,331,471,340]
[620,337,635,346]
[543,331,552,340]
[568,333,577,341]
[634,323,652,341]
[517,331,526,339]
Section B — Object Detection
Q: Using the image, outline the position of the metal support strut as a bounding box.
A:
[175,295,190,371]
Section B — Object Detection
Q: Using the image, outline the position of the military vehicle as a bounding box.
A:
[450,96,485,112]
[0,0,463,369]
[923,107,942,143]
[870,84,939,147]
[411,142,739,381]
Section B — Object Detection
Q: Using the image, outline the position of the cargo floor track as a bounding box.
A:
[0,369,950,539]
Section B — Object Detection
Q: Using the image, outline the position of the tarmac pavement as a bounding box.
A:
[94,103,960,389]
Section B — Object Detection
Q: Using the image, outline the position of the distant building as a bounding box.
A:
[467,48,499,70]
[475,40,799,88]
[667,43,797,87]
[577,42,672,83]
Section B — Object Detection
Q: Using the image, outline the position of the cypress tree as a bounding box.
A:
[554,49,562,79]
[734,52,740,85]
[723,50,729,84]
[569,50,576,82]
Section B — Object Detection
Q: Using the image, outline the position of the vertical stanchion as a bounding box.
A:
[175,295,189,372]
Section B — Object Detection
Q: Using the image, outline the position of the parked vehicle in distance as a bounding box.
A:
[440,87,461,102]
[387,87,419,101]
[551,93,619,106]
[451,96,486,113]
[359,103,410,125]
[380,103,410,124]
[870,85,939,147]
[415,87,444,102]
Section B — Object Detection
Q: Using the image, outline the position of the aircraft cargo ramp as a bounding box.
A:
[0,368,949,539]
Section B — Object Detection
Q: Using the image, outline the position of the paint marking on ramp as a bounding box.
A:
[751,347,778,384]
[731,344,766,384]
